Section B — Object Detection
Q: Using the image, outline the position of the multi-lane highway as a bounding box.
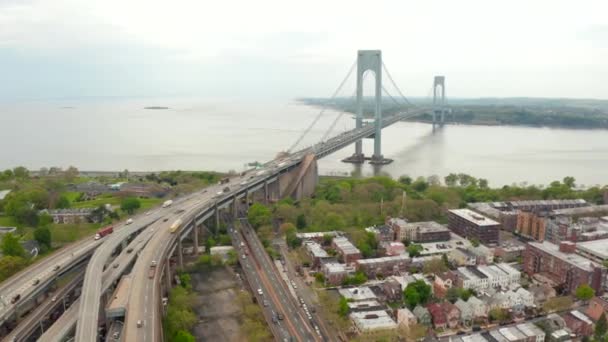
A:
[238,218,322,342]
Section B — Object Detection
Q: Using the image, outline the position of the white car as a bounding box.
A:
[257,288,263,295]
[126,218,133,225]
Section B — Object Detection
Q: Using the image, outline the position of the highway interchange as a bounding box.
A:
[0,109,422,341]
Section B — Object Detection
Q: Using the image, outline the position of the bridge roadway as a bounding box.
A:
[37,219,160,341]
[0,237,101,327]
[17,107,428,341]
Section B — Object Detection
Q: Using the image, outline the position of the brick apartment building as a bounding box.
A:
[523,241,606,295]
[586,296,608,321]
[516,211,547,241]
[393,220,451,243]
[332,236,362,264]
[356,255,410,278]
[447,209,500,245]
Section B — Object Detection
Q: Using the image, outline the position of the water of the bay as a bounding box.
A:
[1,97,606,187]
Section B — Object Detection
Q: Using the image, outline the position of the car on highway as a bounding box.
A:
[112,332,120,339]
[137,320,143,328]
[163,217,169,222]
[223,186,230,193]
[278,312,284,320]
[241,254,246,260]
[11,294,20,304]
[53,265,61,271]
[51,296,57,302]
[151,260,157,266]
[126,218,133,225]
[257,288,263,295]
[126,248,133,253]
[263,300,269,307]
[32,278,40,286]
[113,263,119,269]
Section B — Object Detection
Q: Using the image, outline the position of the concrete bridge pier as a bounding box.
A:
[232,196,238,218]
[433,75,447,127]
[192,223,199,256]
[177,238,184,270]
[164,258,172,289]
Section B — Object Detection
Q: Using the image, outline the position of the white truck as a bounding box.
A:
[162,200,173,208]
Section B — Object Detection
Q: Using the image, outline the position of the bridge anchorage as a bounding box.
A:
[343,50,393,165]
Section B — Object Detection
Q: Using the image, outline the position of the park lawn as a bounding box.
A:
[138,197,164,211]
[22,223,101,246]
[0,215,18,227]
[63,191,82,202]
[70,193,122,209]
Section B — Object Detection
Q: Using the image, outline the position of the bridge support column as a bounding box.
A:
[165,258,172,289]
[232,196,238,218]
[344,50,392,165]
[433,76,447,127]
[193,224,199,256]
[264,181,269,204]
[214,203,220,234]
[177,238,184,270]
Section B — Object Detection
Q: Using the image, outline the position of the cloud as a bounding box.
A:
[0,0,607,99]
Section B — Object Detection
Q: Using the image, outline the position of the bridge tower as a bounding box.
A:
[433,76,447,126]
[343,50,392,165]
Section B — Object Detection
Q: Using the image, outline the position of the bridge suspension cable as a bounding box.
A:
[287,60,357,153]
[382,61,415,107]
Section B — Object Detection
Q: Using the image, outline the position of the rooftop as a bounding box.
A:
[401,221,450,233]
[499,327,527,342]
[0,189,11,200]
[356,254,410,265]
[323,262,346,273]
[350,310,397,331]
[333,236,360,255]
[553,204,608,216]
[296,231,341,240]
[576,238,608,260]
[449,209,500,226]
[338,286,377,301]
[529,241,599,271]
[569,310,593,325]
[305,241,329,258]
[347,300,382,310]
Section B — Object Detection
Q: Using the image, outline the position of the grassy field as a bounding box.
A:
[0,215,17,227]
[22,222,101,245]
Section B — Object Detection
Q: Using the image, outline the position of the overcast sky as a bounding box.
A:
[1,0,607,100]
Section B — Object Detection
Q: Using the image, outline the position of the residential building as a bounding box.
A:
[562,310,593,337]
[350,310,397,332]
[386,217,408,240]
[47,208,94,224]
[450,247,477,266]
[454,263,520,291]
[393,221,451,243]
[332,236,361,264]
[338,287,377,302]
[516,210,547,241]
[304,241,330,267]
[365,225,394,242]
[442,301,460,329]
[523,241,606,295]
[384,241,406,256]
[467,296,488,318]
[396,307,417,327]
[586,296,608,321]
[381,278,402,302]
[295,231,341,241]
[0,227,17,235]
[356,255,410,278]
[546,215,608,244]
[427,303,447,329]
[494,239,526,262]
[447,209,500,245]
[322,262,347,285]
[347,300,384,312]
[413,305,431,325]
[576,238,608,264]
[454,299,474,326]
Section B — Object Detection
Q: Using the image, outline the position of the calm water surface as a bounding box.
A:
[1,97,606,187]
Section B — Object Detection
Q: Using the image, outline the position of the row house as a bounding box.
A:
[332,236,362,264]
[454,263,520,291]
[396,307,418,328]
[356,255,410,278]
[413,305,431,325]
[428,302,460,329]
[562,310,593,337]
[586,296,608,321]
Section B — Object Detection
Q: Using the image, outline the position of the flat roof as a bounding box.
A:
[305,241,329,258]
[401,221,450,233]
[499,327,526,341]
[347,300,382,309]
[324,262,346,273]
[554,204,608,216]
[576,238,608,260]
[338,287,377,301]
[356,254,409,265]
[333,236,360,255]
[529,241,597,272]
[516,322,545,338]
[350,310,397,331]
[449,209,500,226]
[570,310,593,325]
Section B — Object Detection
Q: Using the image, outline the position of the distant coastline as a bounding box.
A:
[298,97,608,130]
[144,106,169,110]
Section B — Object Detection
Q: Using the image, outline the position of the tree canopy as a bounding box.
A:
[1,233,26,258]
[404,280,432,309]
[247,203,271,229]
[120,197,141,214]
[575,284,595,301]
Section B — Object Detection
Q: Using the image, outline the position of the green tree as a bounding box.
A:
[469,237,480,247]
[563,176,576,189]
[404,280,432,308]
[34,226,52,249]
[423,257,448,275]
[322,234,333,246]
[120,197,141,214]
[0,256,29,282]
[407,244,423,258]
[285,227,302,249]
[1,233,26,258]
[575,284,595,302]
[398,175,412,185]
[338,296,349,317]
[489,308,509,322]
[596,312,608,340]
[12,166,29,179]
[172,330,195,342]
[296,214,307,229]
[56,195,71,209]
[248,203,271,229]
[444,173,458,187]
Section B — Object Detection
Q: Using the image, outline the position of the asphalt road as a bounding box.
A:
[239,219,320,342]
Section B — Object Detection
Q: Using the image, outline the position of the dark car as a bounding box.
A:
[11,294,21,304]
